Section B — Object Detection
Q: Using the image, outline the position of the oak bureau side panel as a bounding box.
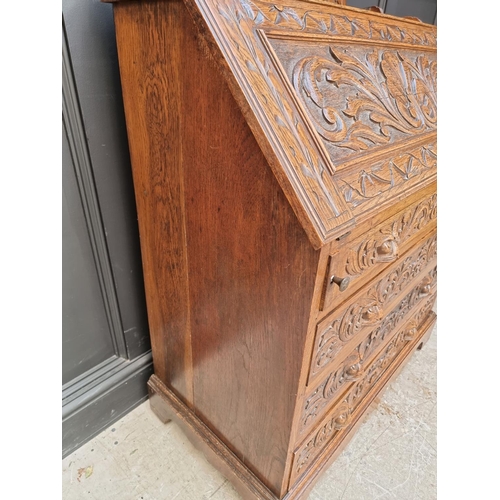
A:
[115,2,321,495]
[173,1,322,496]
[114,0,194,401]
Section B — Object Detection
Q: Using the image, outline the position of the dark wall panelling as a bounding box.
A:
[385,0,436,25]
[62,21,127,363]
[348,0,436,25]
[62,5,152,457]
[62,0,150,358]
[348,0,387,11]
[62,353,153,458]
[62,107,116,384]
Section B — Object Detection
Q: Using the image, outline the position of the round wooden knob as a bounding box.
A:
[376,239,398,259]
[330,275,350,292]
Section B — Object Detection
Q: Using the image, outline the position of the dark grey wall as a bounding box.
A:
[63,0,150,358]
[348,0,437,25]
[62,119,115,384]
[62,0,153,458]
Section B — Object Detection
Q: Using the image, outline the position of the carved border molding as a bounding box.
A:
[233,0,437,46]
[338,140,436,211]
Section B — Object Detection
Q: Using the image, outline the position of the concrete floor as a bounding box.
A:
[62,326,436,500]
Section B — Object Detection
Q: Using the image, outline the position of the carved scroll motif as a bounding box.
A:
[344,194,437,276]
[294,402,350,477]
[293,47,437,157]
[339,141,437,208]
[304,265,437,430]
[314,235,436,377]
[238,0,437,47]
[294,306,435,479]
[312,289,436,413]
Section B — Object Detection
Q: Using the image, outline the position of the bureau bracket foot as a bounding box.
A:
[147,375,279,500]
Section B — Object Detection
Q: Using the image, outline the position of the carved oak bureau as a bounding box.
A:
[106,0,437,497]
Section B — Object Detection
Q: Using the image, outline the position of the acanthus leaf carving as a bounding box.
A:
[314,234,436,378]
[304,263,437,430]
[294,299,436,480]
[344,194,436,276]
[292,47,437,157]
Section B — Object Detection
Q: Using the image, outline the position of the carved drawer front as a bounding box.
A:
[290,299,436,487]
[302,257,437,436]
[309,230,436,387]
[320,193,437,314]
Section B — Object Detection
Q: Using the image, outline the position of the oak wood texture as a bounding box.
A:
[114,1,319,494]
[109,0,437,498]
[148,376,278,500]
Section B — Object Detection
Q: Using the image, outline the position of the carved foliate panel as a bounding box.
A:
[337,140,436,212]
[292,305,436,484]
[302,264,437,433]
[185,0,437,247]
[270,42,436,162]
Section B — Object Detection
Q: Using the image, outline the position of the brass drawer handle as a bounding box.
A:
[330,275,350,292]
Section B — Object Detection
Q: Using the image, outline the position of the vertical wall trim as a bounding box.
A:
[62,18,128,360]
[379,0,388,12]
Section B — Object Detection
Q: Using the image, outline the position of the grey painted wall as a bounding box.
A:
[348,0,437,25]
[62,0,152,458]
[62,117,116,384]
[384,0,436,25]
[63,0,150,358]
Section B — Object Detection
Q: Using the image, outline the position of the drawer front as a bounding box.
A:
[302,261,437,435]
[309,231,437,387]
[290,299,437,487]
[320,193,437,314]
